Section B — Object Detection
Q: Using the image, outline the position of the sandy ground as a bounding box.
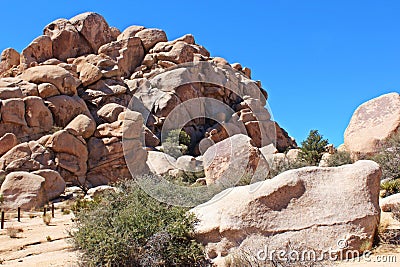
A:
[0,207,399,267]
[0,209,78,267]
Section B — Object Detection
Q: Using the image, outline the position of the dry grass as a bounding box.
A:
[43,214,52,226]
[7,226,23,238]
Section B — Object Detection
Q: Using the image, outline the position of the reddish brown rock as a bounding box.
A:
[69,12,114,52]
[0,48,20,74]
[117,25,145,41]
[46,95,91,127]
[20,65,78,95]
[24,96,53,131]
[0,133,18,156]
[98,37,144,77]
[135,28,167,51]
[43,18,92,61]
[0,98,26,126]
[20,35,53,69]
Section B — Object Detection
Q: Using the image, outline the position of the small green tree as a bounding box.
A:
[372,133,400,181]
[163,129,191,158]
[299,130,329,166]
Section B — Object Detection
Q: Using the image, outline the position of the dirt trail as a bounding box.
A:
[0,209,78,266]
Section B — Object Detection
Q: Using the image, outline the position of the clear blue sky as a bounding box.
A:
[1,0,399,146]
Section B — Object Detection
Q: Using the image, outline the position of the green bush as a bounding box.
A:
[326,151,354,167]
[298,130,329,166]
[71,180,209,267]
[381,179,400,197]
[163,129,191,158]
[372,133,400,181]
[267,158,308,179]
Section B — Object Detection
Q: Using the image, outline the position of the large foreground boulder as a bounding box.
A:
[0,171,47,210]
[191,161,381,265]
[344,92,400,159]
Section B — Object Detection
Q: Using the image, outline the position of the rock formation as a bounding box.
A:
[0,12,297,209]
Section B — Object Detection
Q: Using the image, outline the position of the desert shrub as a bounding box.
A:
[267,158,308,179]
[381,179,400,197]
[372,133,400,182]
[0,172,5,187]
[71,180,209,267]
[0,193,4,205]
[163,129,191,158]
[326,151,354,167]
[375,213,400,246]
[46,236,52,242]
[7,227,23,238]
[298,130,329,166]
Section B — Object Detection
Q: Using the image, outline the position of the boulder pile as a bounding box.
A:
[0,12,296,209]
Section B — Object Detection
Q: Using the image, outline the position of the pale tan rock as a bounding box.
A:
[38,82,60,98]
[97,103,126,123]
[0,133,18,156]
[147,151,176,175]
[0,141,55,173]
[69,12,114,52]
[46,95,91,127]
[135,28,167,51]
[65,114,96,139]
[84,185,118,200]
[203,134,269,185]
[117,25,145,41]
[380,193,400,212]
[20,65,78,95]
[32,169,66,200]
[0,98,26,126]
[24,96,53,131]
[0,171,47,210]
[20,35,53,69]
[345,92,400,159]
[45,130,88,179]
[191,160,382,264]
[286,148,301,161]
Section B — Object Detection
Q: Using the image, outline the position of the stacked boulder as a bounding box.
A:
[0,12,296,209]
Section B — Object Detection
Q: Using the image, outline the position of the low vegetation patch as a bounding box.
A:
[71,179,209,267]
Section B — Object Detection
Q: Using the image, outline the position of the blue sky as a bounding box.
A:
[1,0,399,146]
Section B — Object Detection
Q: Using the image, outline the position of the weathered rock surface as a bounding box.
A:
[344,92,400,159]
[0,171,47,210]
[147,151,176,175]
[0,133,18,156]
[20,65,78,95]
[203,134,269,185]
[380,193,400,212]
[32,169,66,200]
[191,160,382,264]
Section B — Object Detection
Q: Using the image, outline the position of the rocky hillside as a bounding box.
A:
[0,12,297,210]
